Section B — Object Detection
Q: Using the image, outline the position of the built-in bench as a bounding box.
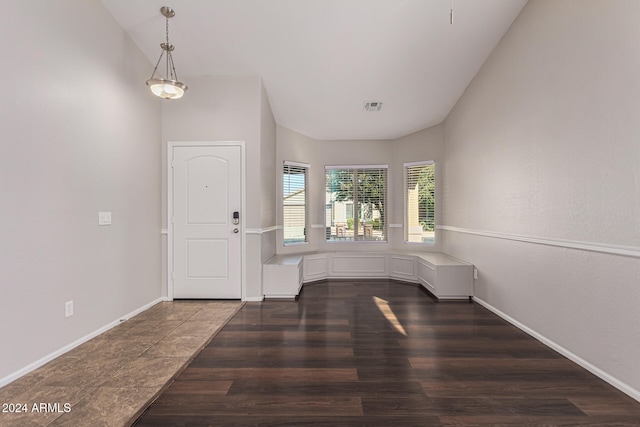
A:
[263,251,474,300]
[262,254,304,299]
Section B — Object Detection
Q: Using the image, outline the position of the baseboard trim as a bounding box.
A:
[473,296,640,402]
[0,298,164,388]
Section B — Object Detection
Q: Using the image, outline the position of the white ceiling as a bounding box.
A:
[100,0,527,140]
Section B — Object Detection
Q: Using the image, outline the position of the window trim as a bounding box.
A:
[404,160,435,246]
[283,160,310,246]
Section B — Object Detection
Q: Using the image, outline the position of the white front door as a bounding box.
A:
[171,144,242,299]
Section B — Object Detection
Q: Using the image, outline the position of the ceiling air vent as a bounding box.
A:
[363,101,383,112]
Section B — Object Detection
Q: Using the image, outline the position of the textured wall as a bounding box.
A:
[391,126,444,252]
[0,0,162,383]
[443,0,640,397]
[260,82,277,273]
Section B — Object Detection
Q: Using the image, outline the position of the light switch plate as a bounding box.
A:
[65,300,74,317]
[99,212,112,225]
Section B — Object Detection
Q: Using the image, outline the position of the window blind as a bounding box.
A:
[325,166,387,242]
[283,161,309,245]
[405,161,435,244]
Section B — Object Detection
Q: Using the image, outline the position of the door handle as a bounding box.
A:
[233,228,239,233]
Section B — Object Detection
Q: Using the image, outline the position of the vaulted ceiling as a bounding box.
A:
[100,0,527,140]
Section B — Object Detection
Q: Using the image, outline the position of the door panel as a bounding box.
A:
[186,156,228,224]
[172,145,242,299]
[186,239,228,278]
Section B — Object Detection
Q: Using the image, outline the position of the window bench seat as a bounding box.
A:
[262,254,304,299]
[263,251,474,300]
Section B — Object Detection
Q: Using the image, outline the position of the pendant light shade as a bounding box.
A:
[147,78,187,99]
[146,6,188,99]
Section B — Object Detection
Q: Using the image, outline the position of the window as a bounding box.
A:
[405,161,435,244]
[325,166,387,242]
[283,161,309,245]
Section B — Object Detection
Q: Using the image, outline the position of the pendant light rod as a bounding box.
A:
[146,6,188,100]
[450,0,454,24]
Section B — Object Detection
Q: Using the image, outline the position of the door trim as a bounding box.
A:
[167,141,246,300]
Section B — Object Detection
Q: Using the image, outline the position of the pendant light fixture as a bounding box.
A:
[146,6,188,99]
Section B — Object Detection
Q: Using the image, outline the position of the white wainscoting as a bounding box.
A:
[303,253,330,282]
[266,251,473,300]
[390,255,416,280]
[331,253,388,276]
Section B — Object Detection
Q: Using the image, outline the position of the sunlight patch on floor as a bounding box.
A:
[373,296,407,336]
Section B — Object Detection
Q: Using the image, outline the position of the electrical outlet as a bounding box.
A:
[65,300,74,318]
[473,268,478,280]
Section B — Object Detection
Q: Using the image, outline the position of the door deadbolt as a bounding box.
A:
[233,211,239,225]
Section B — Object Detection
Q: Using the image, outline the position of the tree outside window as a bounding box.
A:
[325,166,387,242]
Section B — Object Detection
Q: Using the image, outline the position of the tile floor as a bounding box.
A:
[0,300,243,427]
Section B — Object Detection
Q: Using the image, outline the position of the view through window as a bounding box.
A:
[405,161,435,244]
[325,166,387,242]
[283,161,309,245]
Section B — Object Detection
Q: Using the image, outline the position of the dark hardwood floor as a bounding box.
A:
[134,281,640,426]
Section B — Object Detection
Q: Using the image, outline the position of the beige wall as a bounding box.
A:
[391,126,444,252]
[443,0,640,398]
[314,138,393,251]
[260,82,277,267]
[276,127,319,252]
[0,0,162,384]
[4,0,639,402]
